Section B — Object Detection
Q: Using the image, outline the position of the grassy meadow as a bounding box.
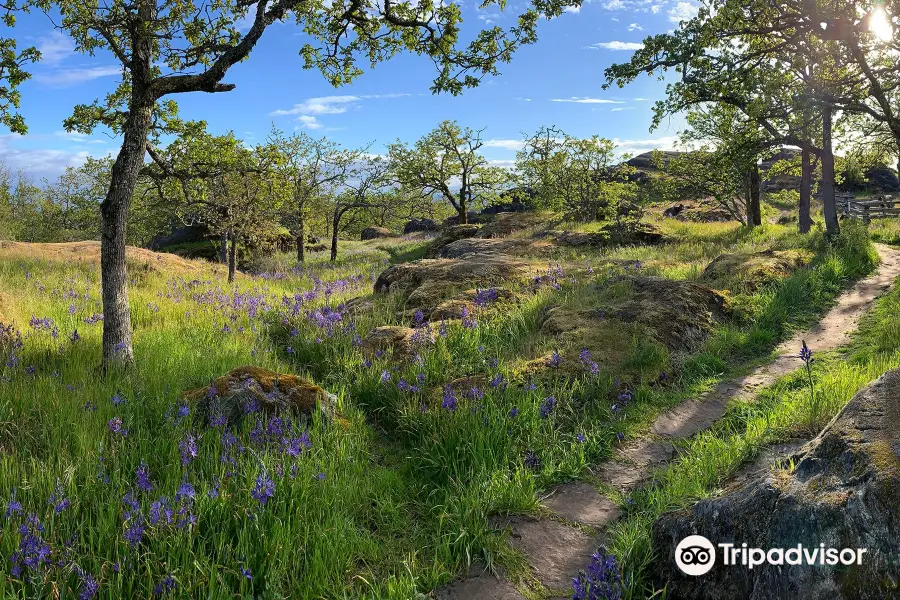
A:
[0,217,886,599]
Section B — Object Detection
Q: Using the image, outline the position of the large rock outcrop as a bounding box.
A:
[650,368,900,600]
[374,255,531,317]
[700,249,813,292]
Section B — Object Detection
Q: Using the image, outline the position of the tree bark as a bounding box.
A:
[799,148,813,233]
[749,164,762,227]
[228,229,237,283]
[100,102,153,366]
[821,105,840,236]
[330,209,340,262]
[458,188,468,225]
[219,231,228,263]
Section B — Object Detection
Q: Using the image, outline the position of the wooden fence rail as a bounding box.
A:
[836,194,900,223]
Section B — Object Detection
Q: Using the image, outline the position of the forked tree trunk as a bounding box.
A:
[749,164,762,227]
[100,102,153,367]
[821,106,840,236]
[228,230,237,283]
[799,148,813,234]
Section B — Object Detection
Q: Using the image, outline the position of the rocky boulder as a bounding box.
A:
[361,325,434,358]
[476,210,553,239]
[550,223,665,248]
[437,237,547,259]
[360,226,397,240]
[374,254,532,317]
[650,368,900,600]
[182,366,335,426]
[700,249,813,292]
[403,218,438,234]
[426,224,482,258]
[539,276,728,375]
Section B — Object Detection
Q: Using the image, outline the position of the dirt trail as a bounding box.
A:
[434,243,900,600]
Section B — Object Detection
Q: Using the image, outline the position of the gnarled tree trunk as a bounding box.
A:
[100,102,153,366]
[296,209,305,263]
[219,231,228,263]
[821,105,840,236]
[799,148,813,233]
[749,164,762,227]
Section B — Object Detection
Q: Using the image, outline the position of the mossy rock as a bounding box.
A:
[476,211,554,238]
[700,248,813,292]
[426,224,482,258]
[428,287,519,321]
[536,275,727,378]
[182,366,334,426]
[550,223,665,248]
[361,325,434,359]
[374,255,533,318]
[650,368,900,599]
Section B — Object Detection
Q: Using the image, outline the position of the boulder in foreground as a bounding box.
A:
[183,366,335,425]
[650,368,900,600]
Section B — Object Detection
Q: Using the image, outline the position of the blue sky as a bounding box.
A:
[1,0,697,180]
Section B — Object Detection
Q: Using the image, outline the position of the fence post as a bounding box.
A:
[864,205,870,224]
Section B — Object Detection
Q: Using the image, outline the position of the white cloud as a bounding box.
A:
[296,115,323,130]
[36,32,76,66]
[272,93,410,129]
[486,159,516,169]
[35,66,121,87]
[602,0,625,8]
[483,139,526,151]
[611,135,679,155]
[633,97,650,101]
[611,107,635,112]
[54,131,107,145]
[551,96,625,104]
[628,22,643,31]
[564,5,581,13]
[0,134,99,180]
[584,41,643,50]
[650,3,661,13]
[668,1,699,23]
[513,97,532,102]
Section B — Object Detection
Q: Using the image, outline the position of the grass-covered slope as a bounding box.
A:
[0,219,878,598]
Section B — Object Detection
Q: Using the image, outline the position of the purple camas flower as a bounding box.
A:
[48,480,69,514]
[79,572,99,600]
[572,549,623,600]
[176,477,196,502]
[576,433,587,443]
[5,489,22,517]
[136,462,154,493]
[123,517,145,547]
[799,340,813,365]
[108,417,127,437]
[414,310,425,325]
[549,350,561,368]
[473,287,499,306]
[524,450,541,470]
[240,565,253,579]
[380,370,391,383]
[153,574,177,596]
[489,373,505,388]
[112,392,126,406]
[441,385,458,411]
[539,396,557,419]
[508,406,519,418]
[251,473,275,506]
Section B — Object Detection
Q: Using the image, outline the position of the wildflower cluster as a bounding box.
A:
[572,549,623,600]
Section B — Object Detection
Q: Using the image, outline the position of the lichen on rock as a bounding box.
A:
[649,368,900,600]
[700,248,813,292]
[182,366,334,426]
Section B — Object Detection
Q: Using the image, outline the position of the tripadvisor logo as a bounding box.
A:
[675,535,868,576]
